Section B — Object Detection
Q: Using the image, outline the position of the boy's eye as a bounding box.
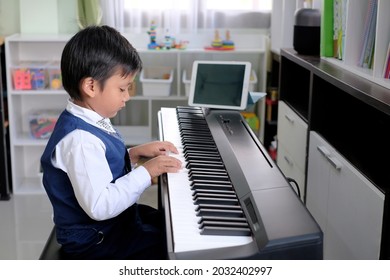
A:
[120,88,126,92]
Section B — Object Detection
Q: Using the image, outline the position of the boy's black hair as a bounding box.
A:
[61,25,142,101]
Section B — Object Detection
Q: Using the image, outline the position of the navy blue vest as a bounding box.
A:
[40,110,132,229]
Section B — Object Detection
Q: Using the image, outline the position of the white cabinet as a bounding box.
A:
[306,131,385,260]
[5,33,268,195]
[276,100,307,201]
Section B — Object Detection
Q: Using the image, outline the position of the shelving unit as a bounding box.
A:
[279,48,390,259]
[5,32,268,195]
[321,0,390,90]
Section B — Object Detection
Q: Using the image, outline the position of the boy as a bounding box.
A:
[40,25,182,259]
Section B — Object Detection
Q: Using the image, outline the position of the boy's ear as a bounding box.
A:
[81,77,97,98]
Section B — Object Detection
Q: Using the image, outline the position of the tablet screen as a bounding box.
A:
[188,61,251,110]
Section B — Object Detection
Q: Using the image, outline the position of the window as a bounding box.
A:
[100,0,272,33]
[205,0,272,11]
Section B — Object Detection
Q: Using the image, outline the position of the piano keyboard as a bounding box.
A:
[160,107,253,253]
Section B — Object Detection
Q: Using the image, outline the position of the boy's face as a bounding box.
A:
[88,72,134,119]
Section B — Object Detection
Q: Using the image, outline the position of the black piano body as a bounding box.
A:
[158,107,323,260]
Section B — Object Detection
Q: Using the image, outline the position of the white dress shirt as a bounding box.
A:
[51,100,152,221]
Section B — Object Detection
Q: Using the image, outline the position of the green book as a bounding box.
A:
[320,0,334,57]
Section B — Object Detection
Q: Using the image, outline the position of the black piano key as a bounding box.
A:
[177,108,204,114]
[180,129,211,135]
[189,169,227,174]
[179,126,208,131]
[182,139,215,146]
[178,119,206,125]
[177,112,204,118]
[191,179,232,186]
[189,173,230,181]
[198,215,248,223]
[196,208,245,217]
[176,105,203,112]
[193,197,239,205]
[181,135,212,141]
[192,188,236,196]
[178,113,206,118]
[179,124,209,130]
[192,192,237,200]
[195,203,242,211]
[184,150,220,157]
[186,162,225,170]
[186,155,222,162]
[199,220,249,229]
[181,133,213,140]
[188,168,227,174]
[190,184,234,191]
[200,226,251,236]
[184,145,217,152]
[181,135,214,142]
[183,143,216,150]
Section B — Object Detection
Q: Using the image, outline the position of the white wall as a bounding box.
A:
[0,0,20,36]
[0,0,78,36]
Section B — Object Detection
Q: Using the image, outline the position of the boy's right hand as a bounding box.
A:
[142,155,182,178]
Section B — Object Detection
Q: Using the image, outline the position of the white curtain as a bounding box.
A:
[99,0,271,34]
[100,0,125,32]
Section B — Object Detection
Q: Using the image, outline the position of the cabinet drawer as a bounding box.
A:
[277,143,306,201]
[277,101,308,171]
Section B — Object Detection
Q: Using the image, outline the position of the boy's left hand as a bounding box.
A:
[129,141,179,163]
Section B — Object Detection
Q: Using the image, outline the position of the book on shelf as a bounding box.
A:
[383,42,390,79]
[320,0,334,57]
[332,0,347,60]
[358,0,378,69]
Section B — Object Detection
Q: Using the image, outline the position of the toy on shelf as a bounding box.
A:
[211,30,223,48]
[176,40,189,50]
[30,68,46,89]
[163,29,173,49]
[222,30,235,50]
[205,29,235,51]
[29,111,59,139]
[50,72,62,90]
[13,68,32,90]
[146,21,189,50]
[147,21,159,49]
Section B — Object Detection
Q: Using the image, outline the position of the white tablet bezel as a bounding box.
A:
[188,60,251,110]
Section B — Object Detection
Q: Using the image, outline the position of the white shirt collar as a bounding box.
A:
[66,99,116,134]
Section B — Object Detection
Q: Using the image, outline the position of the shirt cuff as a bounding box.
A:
[129,165,152,191]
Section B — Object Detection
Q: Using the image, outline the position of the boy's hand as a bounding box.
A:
[129,141,178,163]
[142,155,182,178]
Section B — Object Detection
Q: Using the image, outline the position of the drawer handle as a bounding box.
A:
[317,146,343,171]
[284,114,295,123]
[317,145,330,157]
[327,156,343,171]
[284,155,293,166]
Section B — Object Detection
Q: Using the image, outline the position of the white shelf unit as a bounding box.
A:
[271,0,390,89]
[5,32,268,195]
[321,0,390,90]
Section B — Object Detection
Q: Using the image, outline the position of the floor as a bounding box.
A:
[0,184,158,260]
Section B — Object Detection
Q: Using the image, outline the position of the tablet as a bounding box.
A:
[188,60,251,110]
